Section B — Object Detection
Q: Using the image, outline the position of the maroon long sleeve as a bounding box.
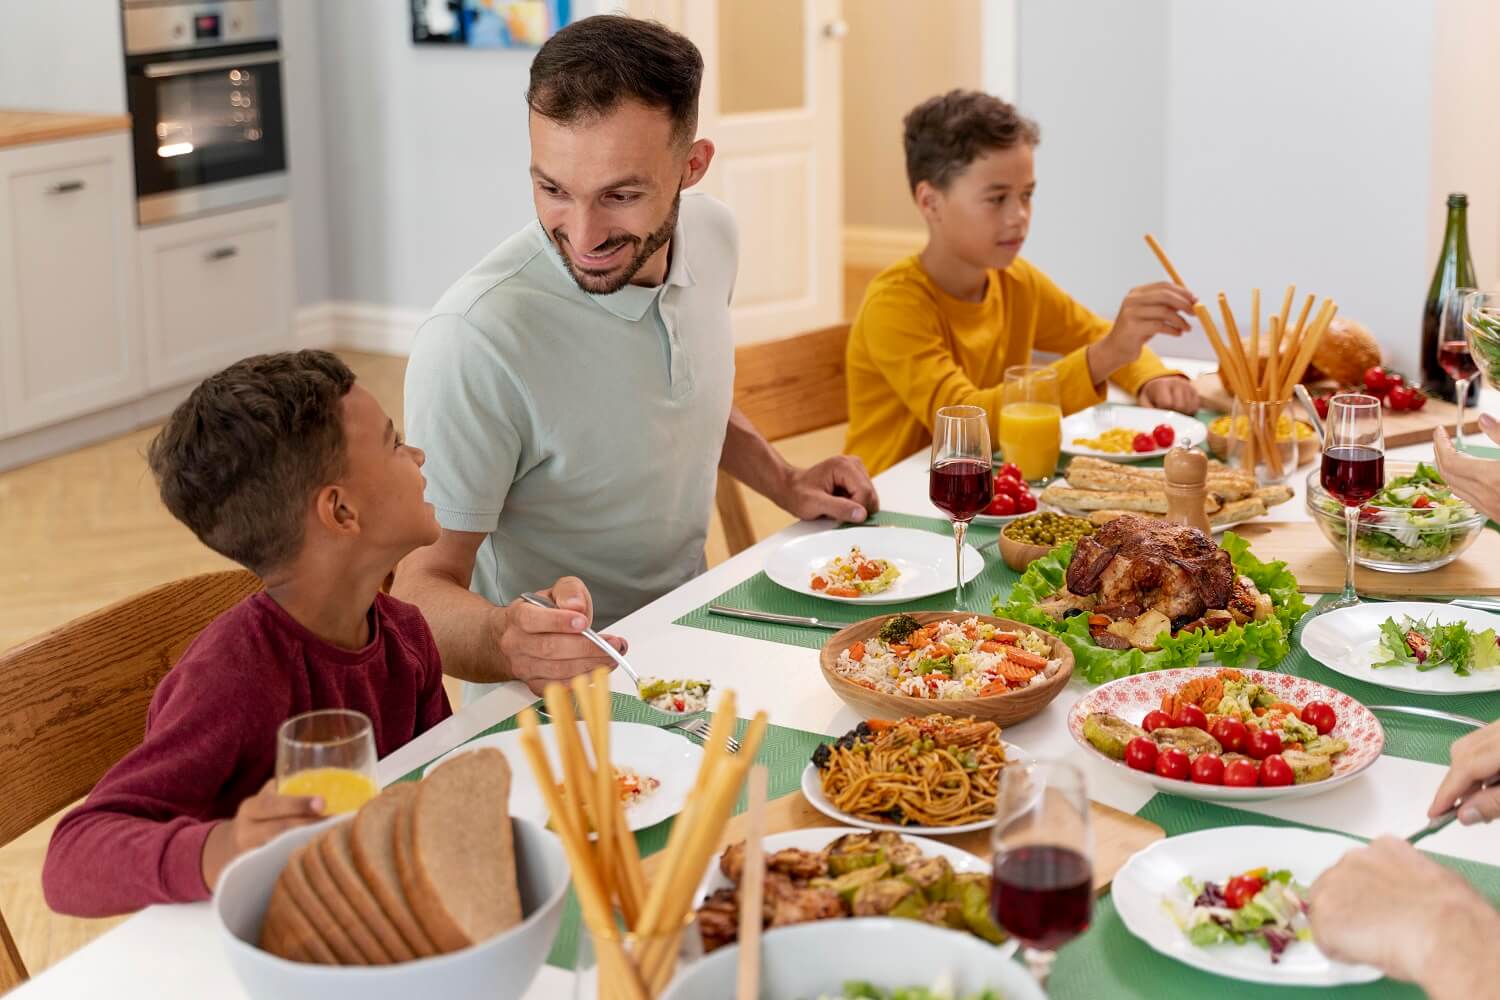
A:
[42,591,452,917]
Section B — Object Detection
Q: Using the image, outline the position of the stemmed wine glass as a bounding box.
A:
[991,759,1093,988]
[1438,286,1479,450]
[1318,394,1385,613]
[929,405,993,608]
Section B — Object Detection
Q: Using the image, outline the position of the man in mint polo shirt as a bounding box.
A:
[396,16,878,699]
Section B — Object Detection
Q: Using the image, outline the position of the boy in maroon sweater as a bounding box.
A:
[43,351,453,917]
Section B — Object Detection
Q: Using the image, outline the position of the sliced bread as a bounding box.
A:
[262,870,338,965]
[302,827,390,964]
[320,818,416,962]
[351,782,439,957]
[282,843,368,965]
[398,748,522,952]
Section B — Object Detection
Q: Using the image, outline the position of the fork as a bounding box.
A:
[534,703,741,753]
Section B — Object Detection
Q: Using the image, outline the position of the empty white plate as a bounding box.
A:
[1301,601,1500,695]
[765,526,984,605]
[1113,825,1381,986]
[423,722,703,832]
[1061,405,1207,462]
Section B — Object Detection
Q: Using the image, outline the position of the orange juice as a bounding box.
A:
[279,767,378,815]
[999,401,1062,480]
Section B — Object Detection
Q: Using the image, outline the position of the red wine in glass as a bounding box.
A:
[1440,342,1479,381]
[1321,446,1385,506]
[991,845,1094,951]
[929,458,993,521]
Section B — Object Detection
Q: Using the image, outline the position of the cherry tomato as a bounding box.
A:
[1175,704,1209,731]
[996,463,1024,481]
[1359,504,1382,523]
[1015,491,1038,513]
[1260,754,1295,786]
[1387,384,1417,411]
[1224,874,1267,909]
[1223,759,1260,787]
[1408,388,1427,411]
[1314,395,1330,420]
[1132,432,1156,453]
[1363,366,1390,396]
[1300,701,1337,736]
[1209,717,1249,754]
[986,493,1018,516]
[1190,753,1225,785]
[1154,747,1191,781]
[1246,729,1283,760]
[994,475,1024,498]
[1152,423,1176,448]
[1412,494,1433,509]
[1124,737,1158,773]
[1141,710,1175,733]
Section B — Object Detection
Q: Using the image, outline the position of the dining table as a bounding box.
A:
[14,358,1500,1000]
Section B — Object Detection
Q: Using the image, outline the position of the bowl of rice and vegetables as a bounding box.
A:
[818,612,1074,727]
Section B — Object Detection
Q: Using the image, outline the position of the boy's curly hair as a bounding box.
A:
[904,89,1040,193]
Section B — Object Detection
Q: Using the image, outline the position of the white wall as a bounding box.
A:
[0,0,127,114]
[281,1,333,307]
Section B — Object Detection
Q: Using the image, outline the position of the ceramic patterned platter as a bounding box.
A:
[1301,601,1500,695]
[1067,667,1383,802]
[1060,405,1207,462]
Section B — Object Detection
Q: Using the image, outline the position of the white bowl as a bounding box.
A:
[661,918,1045,1000]
[214,815,568,1000]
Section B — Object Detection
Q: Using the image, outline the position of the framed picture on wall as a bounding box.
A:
[411,0,573,48]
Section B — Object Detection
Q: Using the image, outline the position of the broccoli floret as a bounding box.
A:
[877,614,922,645]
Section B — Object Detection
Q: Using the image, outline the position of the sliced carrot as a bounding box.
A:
[848,641,865,662]
[909,632,932,650]
[827,586,860,598]
[979,680,1010,697]
[890,644,911,655]
[990,632,1021,645]
[1003,647,1049,670]
[811,575,828,591]
[930,643,955,659]
[1253,706,1268,717]
[1087,614,1112,628]
[865,718,897,732]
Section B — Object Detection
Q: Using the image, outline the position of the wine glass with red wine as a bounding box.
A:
[1319,394,1385,612]
[930,405,993,608]
[1438,286,1479,450]
[991,759,1093,987]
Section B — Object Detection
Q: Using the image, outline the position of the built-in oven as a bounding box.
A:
[122,0,286,225]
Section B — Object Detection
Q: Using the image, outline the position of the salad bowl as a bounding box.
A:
[1306,461,1485,573]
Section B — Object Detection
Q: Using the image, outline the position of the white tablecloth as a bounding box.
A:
[15,361,1498,999]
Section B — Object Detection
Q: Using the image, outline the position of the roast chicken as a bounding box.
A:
[1065,515,1233,622]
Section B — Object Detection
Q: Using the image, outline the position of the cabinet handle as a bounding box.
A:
[47,180,86,195]
[205,246,239,261]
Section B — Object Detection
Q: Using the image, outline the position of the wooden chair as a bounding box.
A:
[717,323,851,556]
[0,569,261,990]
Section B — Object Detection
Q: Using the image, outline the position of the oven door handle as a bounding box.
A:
[143,51,281,78]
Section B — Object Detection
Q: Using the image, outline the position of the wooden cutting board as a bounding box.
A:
[1231,520,1500,595]
[1190,372,1478,449]
[646,791,1164,895]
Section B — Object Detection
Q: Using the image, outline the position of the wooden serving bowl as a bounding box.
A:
[997,527,1059,573]
[818,612,1074,728]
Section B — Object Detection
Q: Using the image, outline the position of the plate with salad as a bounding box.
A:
[1301,601,1500,694]
[767,527,983,605]
[1112,826,1381,986]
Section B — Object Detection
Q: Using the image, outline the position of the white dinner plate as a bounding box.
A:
[422,722,703,833]
[799,740,1026,835]
[765,526,983,605]
[693,826,1019,959]
[1301,601,1500,694]
[1113,826,1382,986]
[1067,667,1383,803]
[1060,405,1207,462]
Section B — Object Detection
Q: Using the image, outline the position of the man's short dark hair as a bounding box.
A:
[146,351,356,576]
[527,15,703,146]
[903,90,1041,193]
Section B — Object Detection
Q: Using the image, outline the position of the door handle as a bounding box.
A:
[205,246,239,261]
[822,18,849,39]
[47,180,86,195]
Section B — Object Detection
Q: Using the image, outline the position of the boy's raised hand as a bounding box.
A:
[201,779,324,890]
[1089,282,1198,383]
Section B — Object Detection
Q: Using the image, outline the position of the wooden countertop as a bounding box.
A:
[0,110,132,149]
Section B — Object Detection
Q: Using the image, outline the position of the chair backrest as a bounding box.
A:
[716,323,851,556]
[0,569,262,847]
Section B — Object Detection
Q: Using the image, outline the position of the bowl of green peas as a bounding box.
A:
[999,512,1096,572]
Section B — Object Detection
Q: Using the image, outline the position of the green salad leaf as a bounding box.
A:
[994,532,1306,685]
[1372,614,1500,676]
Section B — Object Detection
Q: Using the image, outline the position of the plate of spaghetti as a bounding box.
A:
[802,714,1024,834]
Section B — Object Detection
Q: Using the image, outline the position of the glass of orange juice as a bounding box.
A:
[277,709,378,815]
[1000,365,1062,483]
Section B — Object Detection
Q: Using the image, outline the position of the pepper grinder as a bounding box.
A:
[1164,446,1212,534]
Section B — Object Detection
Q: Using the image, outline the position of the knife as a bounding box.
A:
[708,604,852,630]
[1368,704,1488,729]
[1408,774,1500,845]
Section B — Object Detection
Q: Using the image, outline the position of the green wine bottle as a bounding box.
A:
[1422,193,1479,402]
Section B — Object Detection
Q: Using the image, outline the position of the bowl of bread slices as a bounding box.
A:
[1041,456,1293,532]
[214,748,568,1000]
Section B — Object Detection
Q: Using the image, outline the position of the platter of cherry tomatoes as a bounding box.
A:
[975,462,1040,523]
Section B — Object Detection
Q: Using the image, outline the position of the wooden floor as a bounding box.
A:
[0,265,883,981]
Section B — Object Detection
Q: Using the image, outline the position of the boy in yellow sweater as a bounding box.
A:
[845,90,1200,475]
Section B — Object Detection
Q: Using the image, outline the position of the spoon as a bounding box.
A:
[1293,383,1325,445]
[519,591,643,693]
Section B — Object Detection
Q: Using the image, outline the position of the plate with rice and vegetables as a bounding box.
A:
[818,612,1074,726]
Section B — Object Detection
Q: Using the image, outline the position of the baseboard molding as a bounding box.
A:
[295,301,428,357]
[0,382,194,473]
[843,226,926,269]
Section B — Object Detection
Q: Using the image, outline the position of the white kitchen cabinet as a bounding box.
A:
[0,132,143,435]
[138,200,292,391]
